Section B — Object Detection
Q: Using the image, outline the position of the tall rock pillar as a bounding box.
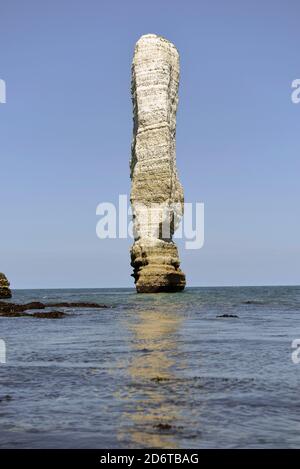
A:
[130,34,186,293]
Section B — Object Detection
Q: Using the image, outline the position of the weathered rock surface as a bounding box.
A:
[130,34,186,293]
[0,273,12,299]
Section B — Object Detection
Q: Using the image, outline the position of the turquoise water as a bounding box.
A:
[0,286,300,448]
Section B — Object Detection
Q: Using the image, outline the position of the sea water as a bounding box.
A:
[0,286,300,448]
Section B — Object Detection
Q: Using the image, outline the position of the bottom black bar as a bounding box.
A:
[0,449,297,466]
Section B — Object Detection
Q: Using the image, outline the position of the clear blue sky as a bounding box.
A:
[0,0,299,288]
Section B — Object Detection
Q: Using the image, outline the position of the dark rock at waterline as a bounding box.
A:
[0,300,109,317]
[0,302,39,316]
[0,273,12,299]
[31,311,67,319]
[151,376,170,383]
[242,300,264,305]
[0,308,67,319]
[0,310,27,318]
[0,290,12,299]
[20,302,46,310]
[48,302,108,308]
[0,395,12,403]
[217,314,239,318]
[154,423,173,431]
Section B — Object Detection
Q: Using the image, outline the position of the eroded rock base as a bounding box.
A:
[131,240,186,293]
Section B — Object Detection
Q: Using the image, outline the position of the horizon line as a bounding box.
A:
[9,284,300,291]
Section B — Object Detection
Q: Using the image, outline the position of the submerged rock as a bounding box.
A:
[0,395,12,403]
[217,314,239,318]
[154,423,173,431]
[48,302,108,308]
[0,273,12,299]
[31,311,67,319]
[130,34,186,293]
[151,376,170,383]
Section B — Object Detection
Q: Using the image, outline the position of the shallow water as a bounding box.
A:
[1,286,300,448]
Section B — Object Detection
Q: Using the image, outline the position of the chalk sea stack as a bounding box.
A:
[130,34,186,293]
[0,273,12,299]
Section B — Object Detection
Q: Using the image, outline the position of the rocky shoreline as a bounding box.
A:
[0,301,108,318]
